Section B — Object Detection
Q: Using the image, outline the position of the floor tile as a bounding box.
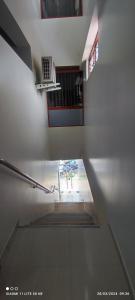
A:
[0,226,131,300]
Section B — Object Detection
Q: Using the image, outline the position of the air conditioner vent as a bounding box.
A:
[42,56,56,83]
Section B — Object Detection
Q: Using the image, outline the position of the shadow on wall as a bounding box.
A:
[83,158,109,224]
[32,57,44,96]
[32,58,42,84]
[0,0,32,70]
[98,0,107,19]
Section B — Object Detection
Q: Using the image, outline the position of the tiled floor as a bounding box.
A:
[0,225,131,299]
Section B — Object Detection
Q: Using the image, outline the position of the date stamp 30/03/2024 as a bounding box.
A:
[97,291,130,296]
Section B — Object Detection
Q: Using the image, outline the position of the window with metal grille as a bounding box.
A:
[47,68,83,108]
[47,67,84,127]
[41,0,82,18]
[88,35,99,75]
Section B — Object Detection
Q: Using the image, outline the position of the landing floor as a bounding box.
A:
[0,226,131,299]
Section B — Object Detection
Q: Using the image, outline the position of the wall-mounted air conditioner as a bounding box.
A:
[36,56,61,92]
[42,56,56,84]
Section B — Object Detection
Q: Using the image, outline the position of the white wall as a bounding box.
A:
[4,0,40,21]
[0,36,59,258]
[4,0,42,68]
[84,0,135,291]
[83,0,95,17]
[20,16,90,67]
[48,127,84,160]
[38,17,90,66]
[4,0,91,67]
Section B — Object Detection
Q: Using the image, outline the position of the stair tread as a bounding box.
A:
[31,212,95,226]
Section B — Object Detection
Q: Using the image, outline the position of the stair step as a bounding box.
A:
[31,213,95,226]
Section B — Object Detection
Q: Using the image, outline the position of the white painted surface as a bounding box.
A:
[83,0,95,16]
[4,0,42,67]
[37,17,90,66]
[84,0,135,291]
[4,0,41,21]
[0,225,130,299]
[0,0,91,258]
[0,36,54,257]
[48,126,84,160]
[4,0,91,67]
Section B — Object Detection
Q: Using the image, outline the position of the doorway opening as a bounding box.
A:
[58,159,93,203]
[31,159,98,226]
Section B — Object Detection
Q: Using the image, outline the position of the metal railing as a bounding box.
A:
[0,158,55,194]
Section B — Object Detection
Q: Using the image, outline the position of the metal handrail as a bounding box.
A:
[0,158,54,194]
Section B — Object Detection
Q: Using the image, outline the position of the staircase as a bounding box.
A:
[30,212,96,226]
[28,201,98,226]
